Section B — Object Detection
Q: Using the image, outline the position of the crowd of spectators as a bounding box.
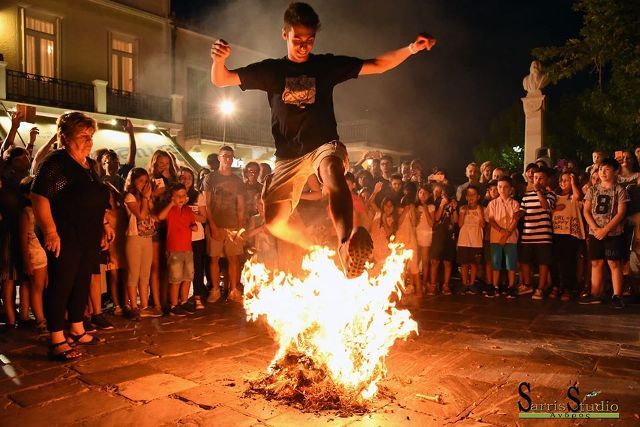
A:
[0,110,637,361]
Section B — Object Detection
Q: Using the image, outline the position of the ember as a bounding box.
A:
[242,244,417,411]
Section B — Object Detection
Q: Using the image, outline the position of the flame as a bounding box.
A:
[242,243,417,401]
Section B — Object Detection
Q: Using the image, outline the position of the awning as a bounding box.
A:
[0,114,196,171]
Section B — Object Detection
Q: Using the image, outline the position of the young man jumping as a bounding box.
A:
[210,2,436,278]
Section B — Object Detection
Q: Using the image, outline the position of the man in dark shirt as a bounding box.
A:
[210,2,436,277]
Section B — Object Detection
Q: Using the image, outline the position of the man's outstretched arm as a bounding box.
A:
[211,39,241,87]
[360,33,436,76]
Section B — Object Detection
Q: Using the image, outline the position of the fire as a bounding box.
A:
[242,243,418,406]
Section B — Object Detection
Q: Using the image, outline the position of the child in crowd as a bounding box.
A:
[586,150,604,175]
[104,186,127,316]
[580,158,629,309]
[519,167,556,300]
[369,185,398,270]
[346,172,370,231]
[457,186,484,294]
[124,168,158,319]
[486,177,520,298]
[415,184,435,297]
[482,180,499,292]
[18,177,47,333]
[552,172,585,301]
[429,183,458,295]
[396,196,419,294]
[178,166,207,311]
[158,183,197,316]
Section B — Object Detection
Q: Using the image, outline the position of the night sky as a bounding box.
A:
[172,0,581,176]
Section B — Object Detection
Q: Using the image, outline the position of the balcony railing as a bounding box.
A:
[185,115,273,146]
[107,88,172,123]
[6,70,94,112]
[185,116,377,148]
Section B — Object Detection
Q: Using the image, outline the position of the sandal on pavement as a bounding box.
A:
[48,341,82,362]
[67,332,105,346]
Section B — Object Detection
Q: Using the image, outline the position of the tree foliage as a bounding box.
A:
[532,0,640,151]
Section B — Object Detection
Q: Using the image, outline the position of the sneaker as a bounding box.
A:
[126,308,141,321]
[560,291,571,302]
[181,302,196,314]
[531,289,544,300]
[506,287,518,299]
[518,285,534,295]
[83,318,97,333]
[484,287,497,298]
[194,297,205,310]
[112,305,124,316]
[207,288,222,303]
[548,287,559,299]
[227,289,243,303]
[340,227,374,279]
[91,313,115,330]
[578,294,602,305]
[169,305,188,316]
[427,285,437,296]
[465,285,478,295]
[442,285,452,296]
[611,295,625,309]
[150,307,164,317]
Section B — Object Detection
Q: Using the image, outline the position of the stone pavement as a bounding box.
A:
[0,295,639,426]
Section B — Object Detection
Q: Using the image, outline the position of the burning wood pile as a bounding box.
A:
[242,245,417,413]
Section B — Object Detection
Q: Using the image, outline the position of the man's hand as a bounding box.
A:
[211,39,231,62]
[410,32,437,53]
[593,228,608,240]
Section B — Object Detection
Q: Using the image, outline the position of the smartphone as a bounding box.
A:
[154,178,165,188]
[16,104,36,123]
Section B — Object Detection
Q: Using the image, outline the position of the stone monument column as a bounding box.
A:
[521,60,549,169]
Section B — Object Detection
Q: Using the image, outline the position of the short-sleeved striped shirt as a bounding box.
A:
[520,190,556,244]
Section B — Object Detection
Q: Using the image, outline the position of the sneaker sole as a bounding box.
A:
[347,227,373,279]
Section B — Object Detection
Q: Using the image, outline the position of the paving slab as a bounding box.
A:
[0,366,74,395]
[145,337,212,357]
[72,349,158,375]
[79,363,159,386]
[0,389,131,426]
[179,403,262,427]
[116,372,198,401]
[9,378,87,407]
[78,396,202,427]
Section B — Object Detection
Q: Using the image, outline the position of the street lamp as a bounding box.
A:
[219,100,235,143]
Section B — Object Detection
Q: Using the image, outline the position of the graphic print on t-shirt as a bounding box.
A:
[595,194,611,215]
[282,75,316,108]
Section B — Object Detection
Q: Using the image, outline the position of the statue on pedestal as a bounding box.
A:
[523,60,549,95]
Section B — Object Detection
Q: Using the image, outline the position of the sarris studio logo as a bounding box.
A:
[517,382,620,419]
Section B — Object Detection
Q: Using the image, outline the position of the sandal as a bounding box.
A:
[67,332,105,346]
[48,341,82,361]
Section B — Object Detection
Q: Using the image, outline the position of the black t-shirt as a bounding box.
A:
[31,150,110,250]
[236,54,364,159]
